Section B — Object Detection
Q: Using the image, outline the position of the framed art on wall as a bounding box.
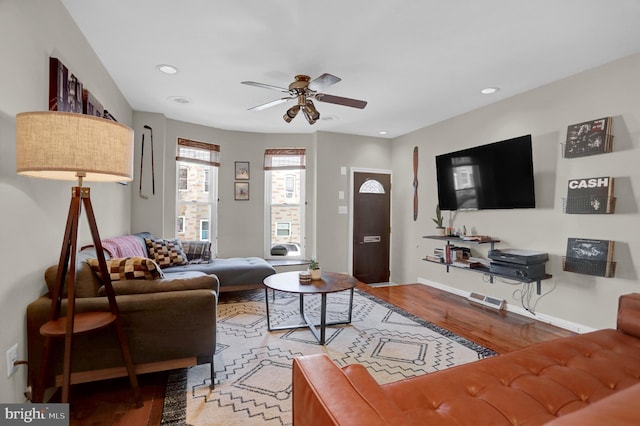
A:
[234,182,249,200]
[235,161,250,180]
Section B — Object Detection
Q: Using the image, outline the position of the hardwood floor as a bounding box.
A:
[358,283,574,354]
[62,283,575,425]
[67,373,167,425]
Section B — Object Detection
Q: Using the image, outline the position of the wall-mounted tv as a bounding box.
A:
[435,135,535,211]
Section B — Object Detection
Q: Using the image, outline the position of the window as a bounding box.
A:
[176,138,219,246]
[264,148,305,258]
[359,179,385,194]
[200,220,209,241]
[276,222,291,237]
[178,166,188,190]
[285,174,295,198]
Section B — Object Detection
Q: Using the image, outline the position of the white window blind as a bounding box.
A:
[263,148,306,170]
[177,138,220,167]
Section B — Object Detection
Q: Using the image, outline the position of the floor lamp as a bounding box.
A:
[16,111,142,406]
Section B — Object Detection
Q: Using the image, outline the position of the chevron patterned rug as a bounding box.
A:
[161,289,496,425]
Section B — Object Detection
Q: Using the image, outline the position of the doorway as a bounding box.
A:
[352,171,391,284]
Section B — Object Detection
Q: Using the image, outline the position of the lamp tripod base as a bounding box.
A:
[34,186,142,407]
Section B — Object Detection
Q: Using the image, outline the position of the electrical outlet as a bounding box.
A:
[6,344,18,378]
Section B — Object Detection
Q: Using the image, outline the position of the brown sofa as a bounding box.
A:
[292,293,640,425]
[26,248,219,401]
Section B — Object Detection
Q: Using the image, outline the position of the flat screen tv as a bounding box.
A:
[435,135,535,211]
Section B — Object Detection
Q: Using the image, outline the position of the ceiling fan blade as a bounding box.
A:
[248,97,294,111]
[241,81,290,93]
[309,73,341,91]
[315,93,367,109]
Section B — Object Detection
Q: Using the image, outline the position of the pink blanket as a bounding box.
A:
[100,235,147,258]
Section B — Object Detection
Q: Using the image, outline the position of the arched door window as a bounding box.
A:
[359,179,385,194]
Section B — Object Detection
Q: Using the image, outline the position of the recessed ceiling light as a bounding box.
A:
[480,87,499,95]
[321,115,338,121]
[168,96,191,104]
[378,131,389,135]
[157,64,178,75]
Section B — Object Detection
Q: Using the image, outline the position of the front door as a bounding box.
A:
[353,172,391,284]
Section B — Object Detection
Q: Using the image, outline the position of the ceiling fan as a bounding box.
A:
[241,73,367,124]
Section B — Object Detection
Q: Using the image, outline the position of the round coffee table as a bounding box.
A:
[263,271,358,345]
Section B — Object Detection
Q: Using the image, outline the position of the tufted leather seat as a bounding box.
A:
[292,293,640,425]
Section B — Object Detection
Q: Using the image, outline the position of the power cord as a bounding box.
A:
[512,280,557,314]
[482,273,557,314]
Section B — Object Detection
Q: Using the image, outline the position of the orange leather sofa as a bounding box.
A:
[292,293,640,425]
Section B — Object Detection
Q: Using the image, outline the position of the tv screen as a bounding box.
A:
[435,135,535,211]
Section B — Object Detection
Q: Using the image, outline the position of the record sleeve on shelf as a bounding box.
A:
[564,117,613,158]
[564,238,615,277]
[565,176,615,214]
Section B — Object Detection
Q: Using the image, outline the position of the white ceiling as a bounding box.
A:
[61,0,640,138]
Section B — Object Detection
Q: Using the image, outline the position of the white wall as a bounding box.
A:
[391,54,640,330]
[0,0,133,402]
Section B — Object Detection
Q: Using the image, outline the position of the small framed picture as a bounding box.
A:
[234,182,249,200]
[235,161,250,180]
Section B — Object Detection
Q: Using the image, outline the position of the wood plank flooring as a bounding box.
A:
[358,283,574,354]
[64,283,575,425]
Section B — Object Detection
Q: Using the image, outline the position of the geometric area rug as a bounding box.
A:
[161,289,497,425]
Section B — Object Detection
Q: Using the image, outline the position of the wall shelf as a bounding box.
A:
[423,235,551,295]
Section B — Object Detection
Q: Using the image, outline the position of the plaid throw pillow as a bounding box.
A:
[87,257,164,281]
[144,238,188,268]
[181,240,212,263]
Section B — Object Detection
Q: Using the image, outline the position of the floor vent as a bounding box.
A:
[467,292,505,310]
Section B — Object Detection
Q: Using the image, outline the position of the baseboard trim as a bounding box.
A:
[417,277,596,334]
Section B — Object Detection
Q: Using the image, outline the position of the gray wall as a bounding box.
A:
[315,132,391,273]
[131,113,319,258]
[0,0,133,402]
[391,53,640,331]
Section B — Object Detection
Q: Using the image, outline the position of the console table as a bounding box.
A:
[263,271,358,344]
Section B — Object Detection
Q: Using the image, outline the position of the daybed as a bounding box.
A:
[293,293,640,425]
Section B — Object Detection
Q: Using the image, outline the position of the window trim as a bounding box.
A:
[175,137,218,248]
[264,149,306,259]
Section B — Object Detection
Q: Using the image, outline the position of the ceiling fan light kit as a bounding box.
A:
[301,103,319,125]
[283,105,300,123]
[242,73,367,125]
